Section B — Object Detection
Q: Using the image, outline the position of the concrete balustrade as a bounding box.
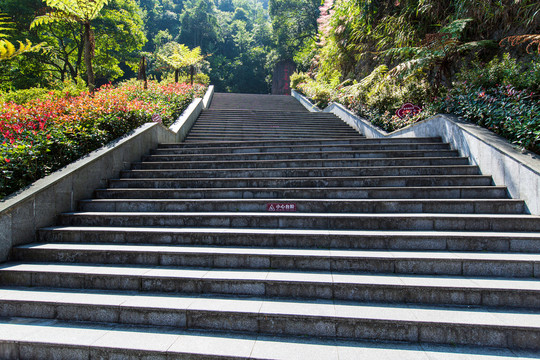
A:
[0,85,214,262]
[292,90,540,215]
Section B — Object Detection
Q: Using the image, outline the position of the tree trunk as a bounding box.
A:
[84,22,95,93]
[175,69,179,83]
[190,65,194,85]
[138,56,148,90]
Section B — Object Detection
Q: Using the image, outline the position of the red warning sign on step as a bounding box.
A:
[267,203,297,212]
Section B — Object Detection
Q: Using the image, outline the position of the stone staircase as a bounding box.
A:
[0,92,539,358]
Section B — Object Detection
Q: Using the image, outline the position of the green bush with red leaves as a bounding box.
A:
[0,80,206,199]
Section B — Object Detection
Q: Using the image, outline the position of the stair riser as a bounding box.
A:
[141,151,459,162]
[94,187,508,200]
[107,177,493,189]
[187,129,359,135]
[1,271,538,309]
[58,214,540,232]
[79,199,525,214]
[185,135,362,140]
[161,137,441,148]
[122,166,481,178]
[133,158,471,169]
[190,124,356,130]
[0,301,537,350]
[151,144,451,154]
[39,229,540,252]
[13,248,538,278]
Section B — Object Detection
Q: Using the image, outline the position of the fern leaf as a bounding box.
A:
[500,34,540,54]
[31,11,78,28]
[387,58,426,77]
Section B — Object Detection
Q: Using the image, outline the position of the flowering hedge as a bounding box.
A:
[0,80,206,199]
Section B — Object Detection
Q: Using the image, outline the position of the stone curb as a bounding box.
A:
[0,86,214,261]
[292,90,540,215]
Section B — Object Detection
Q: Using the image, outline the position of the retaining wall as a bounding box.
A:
[292,90,540,215]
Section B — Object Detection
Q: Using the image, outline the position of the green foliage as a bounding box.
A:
[177,0,219,50]
[158,43,203,70]
[31,0,110,27]
[455,54,540,94]
[27,0,146,86]
[269,0,320,59]
[289,71,310,90]
[0,79,87,104]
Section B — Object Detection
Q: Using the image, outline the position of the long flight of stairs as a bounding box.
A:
[0,93,539,358]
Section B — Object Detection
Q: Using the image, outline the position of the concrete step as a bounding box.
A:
[187,127,357,135]
[78,198,526,214]
[13,244,540,277]
[37,227,540,253]
[107,175,493,189]
[151,143,451,155]
[57,212,540,232]
[122,165,481,179]
[190,121,354,129]
[184,135,363,141]
[94,186,509,200]
[1,263,539,309]
[191,120,355,127]
[159,137,441,148]
[141,150,460,162]
[0,288,539,351]
[132,157,471,170]
[0,316,534,358]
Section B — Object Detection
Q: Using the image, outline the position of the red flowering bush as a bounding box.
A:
[0,80,206,198]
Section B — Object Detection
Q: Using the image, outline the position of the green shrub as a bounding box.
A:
[437,84,539,152]
[290,72,311,90]
[457,53,540,94]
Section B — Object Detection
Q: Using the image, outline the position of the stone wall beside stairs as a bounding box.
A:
[0,87,214,262]
[292,90,540,215]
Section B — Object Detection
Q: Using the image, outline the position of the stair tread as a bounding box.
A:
[0,317,527,359]
[61,211,540,219]
[16,243,540,262]
[0,287,538,329]
[2,262,540,292]
[41,226,540,238]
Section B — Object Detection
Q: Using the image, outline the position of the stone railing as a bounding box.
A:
[292,89,540,215]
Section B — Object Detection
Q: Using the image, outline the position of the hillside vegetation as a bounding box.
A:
[291,0,540,153]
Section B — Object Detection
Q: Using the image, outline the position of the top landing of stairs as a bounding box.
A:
[210,92,309,112]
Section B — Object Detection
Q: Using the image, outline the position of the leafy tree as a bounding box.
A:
[31,0,110,91]
[269,0,320,59]
[30,0,146,85]
[157,42,203,83]
[177,0,219,49]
